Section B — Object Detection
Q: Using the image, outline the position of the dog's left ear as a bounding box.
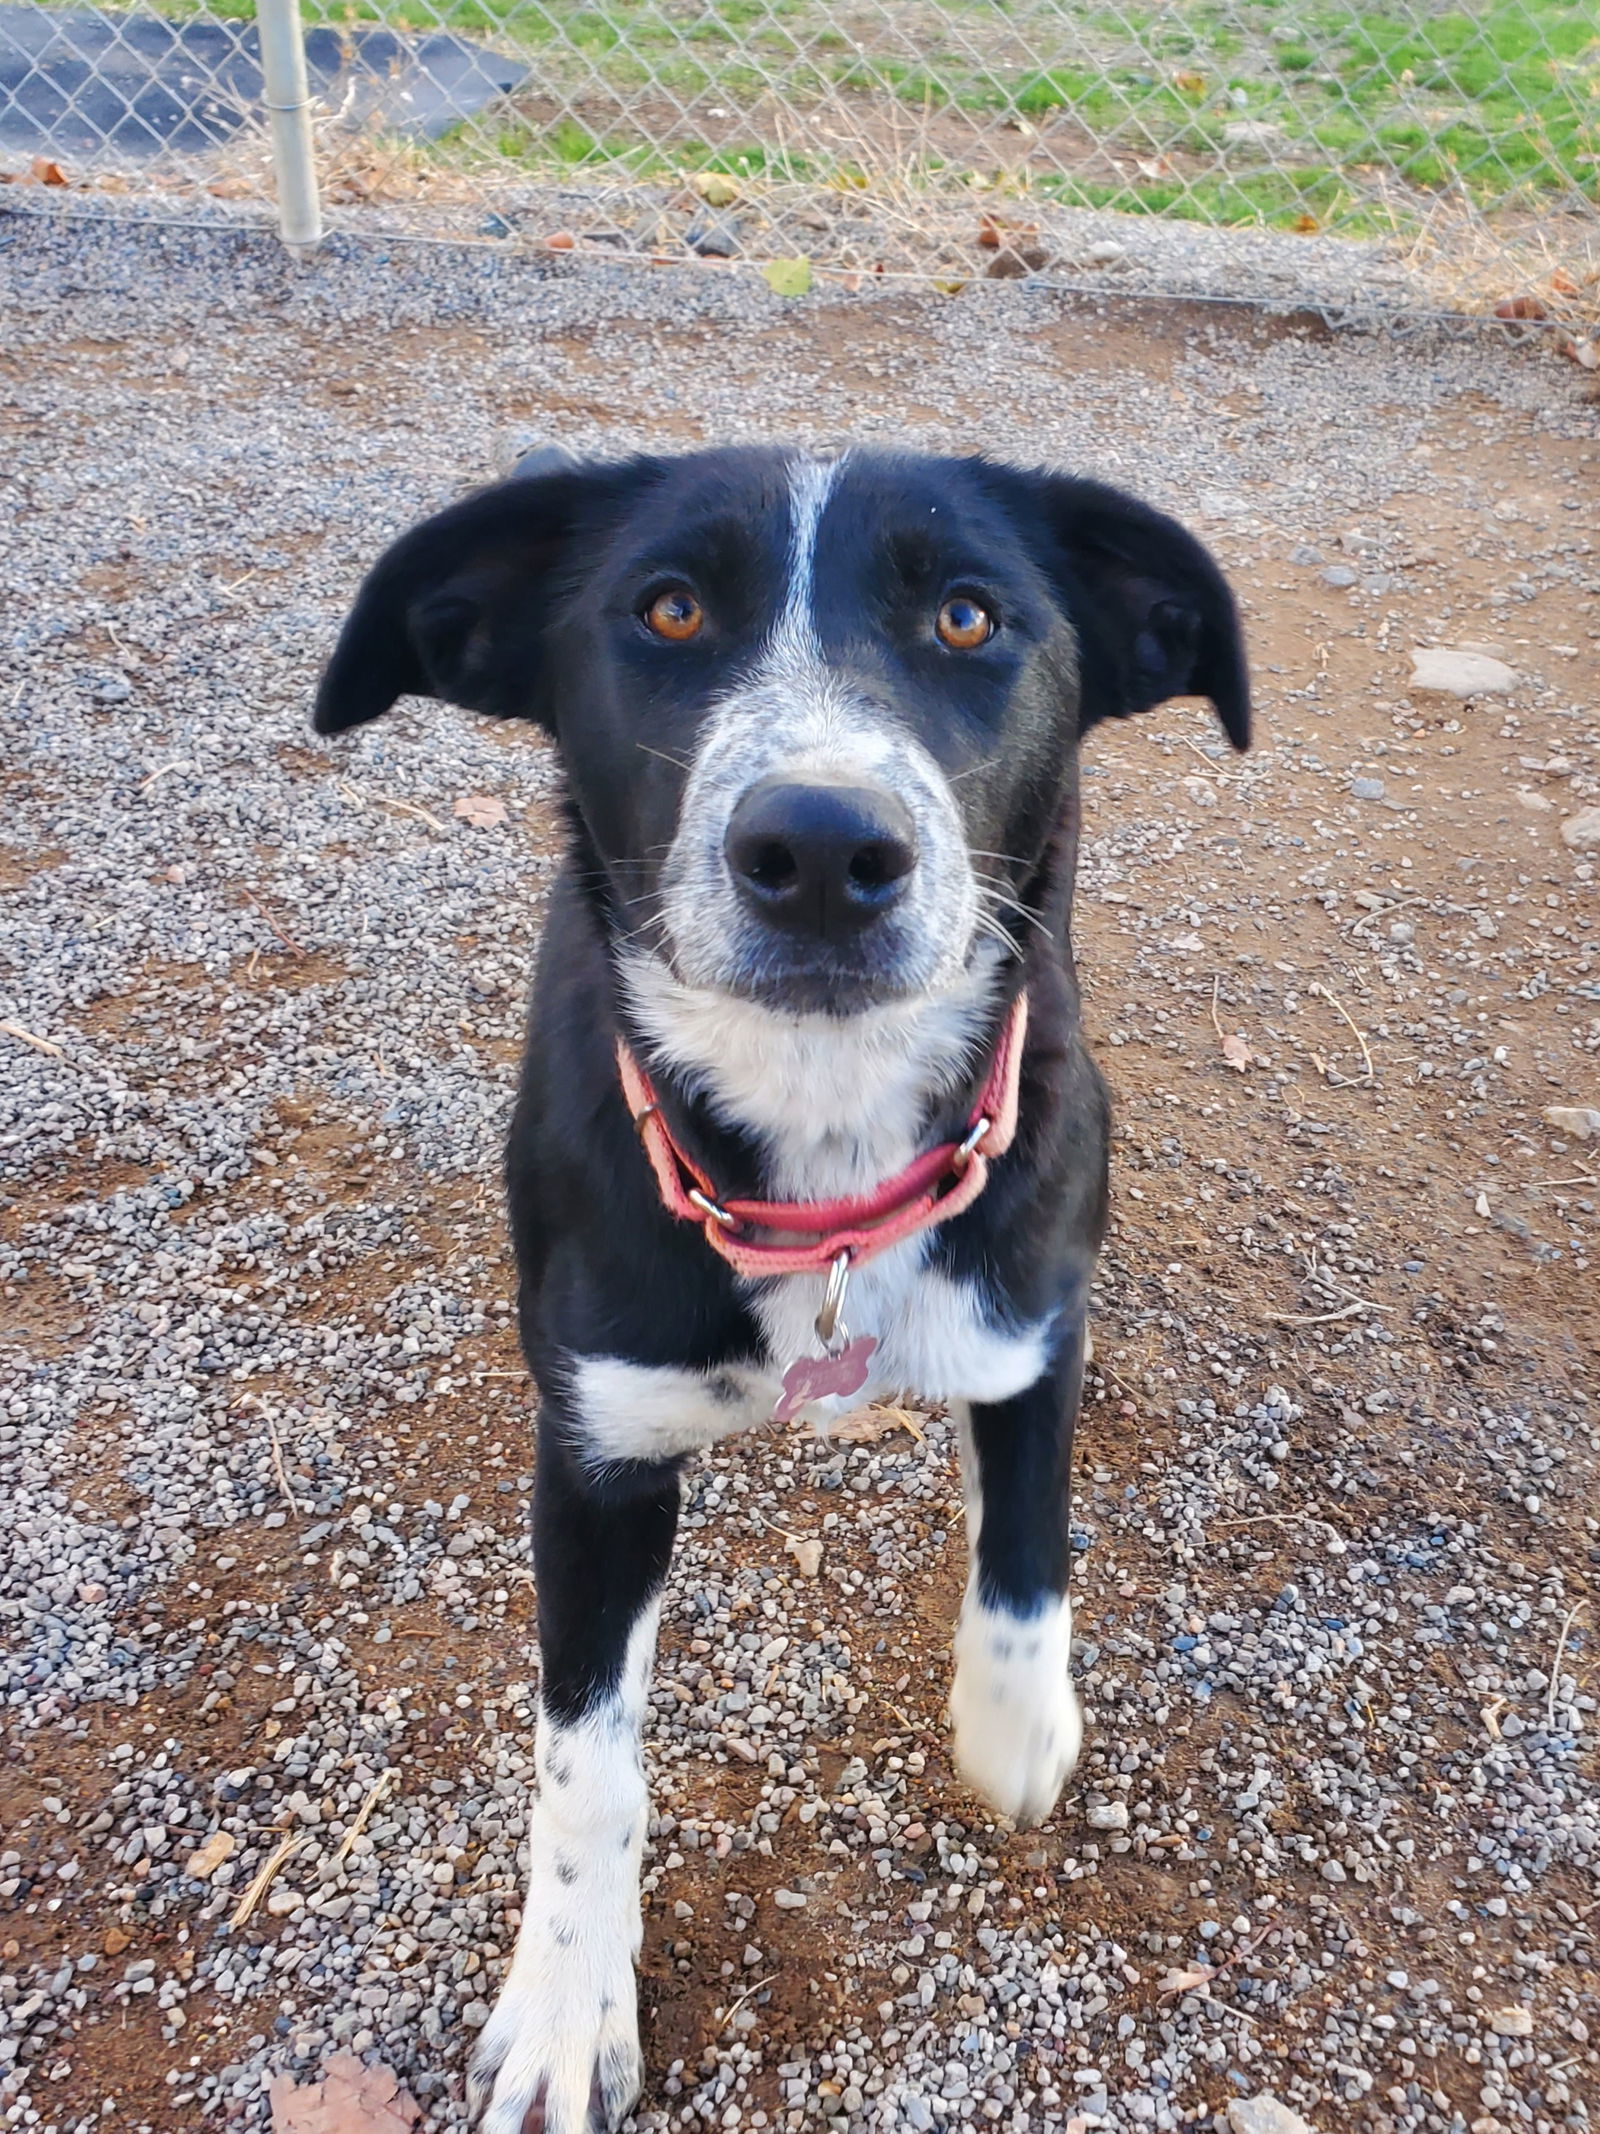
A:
[999,470,1250,751]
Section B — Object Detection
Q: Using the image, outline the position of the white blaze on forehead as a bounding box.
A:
[773,453,845,664]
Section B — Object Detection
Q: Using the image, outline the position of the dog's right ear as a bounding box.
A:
[313,458,662,735]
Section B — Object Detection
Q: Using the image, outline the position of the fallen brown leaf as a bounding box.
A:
[1158,1961,1218,1997]
[268,2053,421,2134]
[453,794,508,828]
[785,1533,823,1578]
[1221,1032,1254,1072]
[30,155,68,186]
[1494,294,1546,321]
[184,1829,236,1882]
[829,1404,923,1444]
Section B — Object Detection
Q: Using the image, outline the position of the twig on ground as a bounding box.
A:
[1,1019,67,1059]
[334,1767,398,1867]
[1180,735,1241,780]
[1310,980,1375,1083]
[230,1828,306,1928]
[138,760,194,795]
[717,1975,775,2033]
[266,1418,300,1517]
[1548,1600,1590,1733]
[1262,1301,1372,1325]
[241,889,308,957]
[377,796,448,833]
[1342,894,1424,937]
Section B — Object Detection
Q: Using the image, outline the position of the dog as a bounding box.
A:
[314,443,1249,2134]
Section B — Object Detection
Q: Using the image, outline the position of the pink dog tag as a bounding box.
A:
[773,1335,877,1424]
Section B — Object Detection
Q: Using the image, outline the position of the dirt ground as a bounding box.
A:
[1,232,1598,2134]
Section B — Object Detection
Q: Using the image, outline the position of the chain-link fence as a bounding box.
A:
[3,0,1598,326]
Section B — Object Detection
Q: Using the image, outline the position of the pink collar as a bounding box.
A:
[616,992,1028,1281]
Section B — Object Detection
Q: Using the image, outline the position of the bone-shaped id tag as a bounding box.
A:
[773,1250,877,1423]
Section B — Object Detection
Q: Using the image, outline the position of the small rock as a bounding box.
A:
[785,1534,823,1578]
[1085,239,1126,266]
[478,212,514,240]
[1408,647,1518,698]
[1228,2098,1318,2134]
[772,1887,807,1909]
[103,1927,131,1957]
[1320,1859,1348,1882]
[1085,1800,1129,1832]
[687,211,739,259]
[986,245,1051,279]
[1515,789,1554,812]
[1350,776,1385,799]
[1559,806,1600,850]
[1290,544,1325,566]
[183,1830,236,1882]
[1488,2004,1534,2037]
[1320,566,1357,589]
[1543,1105,1600,1140]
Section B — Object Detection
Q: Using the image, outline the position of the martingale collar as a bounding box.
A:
[616,992,1028,1281]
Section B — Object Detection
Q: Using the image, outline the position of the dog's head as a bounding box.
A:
[316,447,1247,1016]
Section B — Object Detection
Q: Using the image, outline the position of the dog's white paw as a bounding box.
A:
[950,1588,1081,1827]
[468,1923,642,2134]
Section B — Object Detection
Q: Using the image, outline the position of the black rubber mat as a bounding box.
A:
[0,4,528,158]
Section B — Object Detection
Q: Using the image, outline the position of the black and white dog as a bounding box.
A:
[314,445,1249,2134]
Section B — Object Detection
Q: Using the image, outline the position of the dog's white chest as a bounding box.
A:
[570,1248,1049,1471]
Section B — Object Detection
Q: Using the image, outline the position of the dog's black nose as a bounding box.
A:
[725,780,917,940]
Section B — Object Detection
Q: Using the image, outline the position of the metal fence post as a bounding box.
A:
[257,0,323,253]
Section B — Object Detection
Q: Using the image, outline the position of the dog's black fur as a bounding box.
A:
[315,446,1248,2134]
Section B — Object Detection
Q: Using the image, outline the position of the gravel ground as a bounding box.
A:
[2,215,1598,2134]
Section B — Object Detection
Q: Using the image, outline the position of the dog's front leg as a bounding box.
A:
[949,1315,1086,1827]
[472,1415,679,2134]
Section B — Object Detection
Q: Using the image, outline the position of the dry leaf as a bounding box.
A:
[30,156,68,186]
[1488,2004,1533,2038]
[977,214,1002,249]
[1494,294,1546,321]
[1221,1032,1254,1072]
[1158,1961,1218,1997]
[761,257,813,298]
[829,1404,921,1444]
[1175,70,1207,95]
[184,1829,236,1882]
[545,230,575,250]
[785,1534,823,1578]
[1292,213,1320,233]
[691,172,739,207]
[453,795,508,828]
[1549,269,1579,297]
[268,2054,421,2134]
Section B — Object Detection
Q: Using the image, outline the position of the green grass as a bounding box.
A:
[76,0,1600,231]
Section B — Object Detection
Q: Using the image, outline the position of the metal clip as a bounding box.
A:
[952,1115,992,1171]
[814,1248,852,1352]
[688,1186,738,1230]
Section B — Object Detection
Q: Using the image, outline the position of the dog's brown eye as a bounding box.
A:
[936,596,994,650]
[645,588,704,642]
